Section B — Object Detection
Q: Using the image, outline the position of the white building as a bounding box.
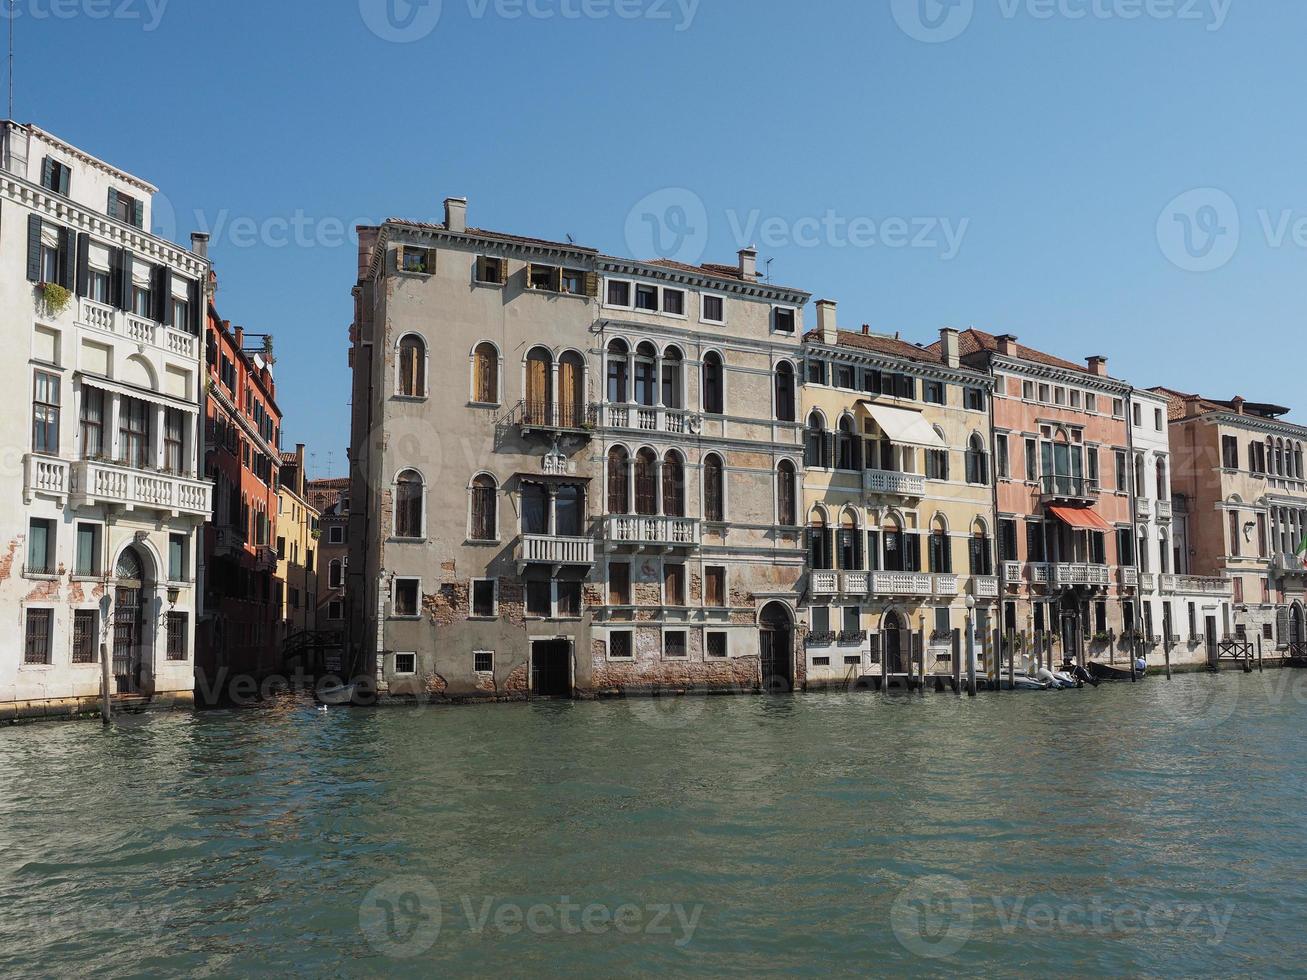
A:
[1130,388,1231,667]
[0,122,212,720]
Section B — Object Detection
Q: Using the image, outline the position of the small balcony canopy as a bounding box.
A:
[856,401,948,450]
[1047,505,1114,532]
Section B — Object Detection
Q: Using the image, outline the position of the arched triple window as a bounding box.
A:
[634,448,658,516]
[395,470,424,539]
[607,447,630,515]
[702,352,724,415]
[662,451,686,518]
[703,453,724,523]
[399,335,426,397]
[777,460,797,526]
[472,342,498,404]
[775,362,796,423]
[470,475,497,541]
[965,434,988,486]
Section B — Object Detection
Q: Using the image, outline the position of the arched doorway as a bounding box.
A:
[884,611,906,675]
[113,546,151,694]
[1290,603,1304,651]
[759,602,793,693]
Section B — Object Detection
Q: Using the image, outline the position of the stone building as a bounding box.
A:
[0,121,211,719]
[307,476,348,671]
[800,307,998,687]
[276,444,319,643]
[347,198,809,699]
[1150,388,1306,650]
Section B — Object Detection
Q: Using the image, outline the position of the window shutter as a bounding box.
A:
[1276,606,1290,643]
[26,214,42,282]
[498,258,510,285]
[58,165,70,196]
[116,249,133,312]
[153,265,173,324]
[107,188,119,220]
[75,233,90,297]
[133,198,144,229]
[56,226,75,290]
[867,531,880,571]
[853,530,864,570]
[584,271,599,298]
[825,529,835,570]
[41,157,54,190]
[395,245,404,272]
[188,277,202,335]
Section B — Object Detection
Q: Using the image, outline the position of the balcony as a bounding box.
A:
[255,546,278,572]
[596,403,702,436]
[842,571,869,595]
[518,533,595,568]
[1039,475,1100,505]
[1136,498,1153,519]
[213,526,247,558]
[870,571,935,597]
[1139,572,1156,592]
[1119,567,1139,588]
[23,454,70,504]
[1274,553,1307,576]
[805,631,837,648]
[1161,574,1234,597]
[863,469,926,498]
[1034,563,1111,589]
[972,576,1000,598]
[71,459,212,518]
[811,570,839,595]
[514,400,595,438]
[934,574,960,596]
[605,515,700,550]
[77,298,197,360]
[1156,500,1173,522]
[1003,560,1024,583]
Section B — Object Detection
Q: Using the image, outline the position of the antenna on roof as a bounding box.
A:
[566,234,575,245]
[7,0,14,120]
[764,258,774,283]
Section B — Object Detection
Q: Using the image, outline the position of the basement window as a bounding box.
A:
[394,653,417,675]
[474,650,494,673]
[664,630,688,658]
[609,631,633,660]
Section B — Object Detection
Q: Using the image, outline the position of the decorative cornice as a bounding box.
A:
[22,123,157,194]
[1200,411,1307,441]
[988,353,1130,396]
[805,341,993,388]
[597,257,810,306]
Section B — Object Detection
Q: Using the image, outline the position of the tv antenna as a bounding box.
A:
[764,258,774,283]
[7,0,14,120]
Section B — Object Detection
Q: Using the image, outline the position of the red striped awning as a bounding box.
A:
[1047,506,1114,532]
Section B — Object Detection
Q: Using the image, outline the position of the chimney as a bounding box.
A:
[862,324,870,336]
[738,246,758,282]
[1184,395,1205,418]
[816,300,838,345]
[234,325,244,349]
[1086,355,1108,377]
[940,327,960,368]
[445,197,467,234]
[996,334,1019,357]
[190,232,210,259]
[1231,396,1246,415]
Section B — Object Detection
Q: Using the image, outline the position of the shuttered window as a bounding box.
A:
[703,455,723,522]
[635,450,657,516]
[705,567,725,607]
[777,461,797,526]
[399,336,427,397]
[470,476,497,541]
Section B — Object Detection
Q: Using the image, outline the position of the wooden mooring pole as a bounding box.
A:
[952,628,962,695]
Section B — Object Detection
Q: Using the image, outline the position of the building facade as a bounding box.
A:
[198,304,282,686]
[276,444,319,643]
[1,121,211,719]
[800,309,998,687]
[307,476,348,672]
[947,330,1136,666]
[1152,388,1306,652]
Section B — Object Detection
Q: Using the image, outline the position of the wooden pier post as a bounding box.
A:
[952,628,962,695]
[916,629,926,694]
[1164,633,1173,680]
[1258,635,1264,673]
[100,641,112,725]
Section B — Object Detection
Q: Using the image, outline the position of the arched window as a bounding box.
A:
[662,450,685,518]
[328,558,344,589]
[809,508,832,570]
[558,350,585,428]
[634,342,658,407]
[1134,453,1146,497]
[1156,457,1168,502]
[969,520,993,576]
[395,470,424,539]
[399,335,426,397]
[965,434,988,486]
[806,412,831,469]
[634,448,658,516]
[1296,443,1305,480]
[1158,528,1171,574]
[837,510,861,570]
[1275,438,1285,476]
[930,516,951,573]
[470,475,497,541]
[472,342,498,404]
[703,453,724,522]
[777,460,797,526]
[661,346,684,410]
[837,415,860,470]
[775,362,796,423]
[525,347,553,425]
[606,340,630,404]
[607,447,629,515]
[702,351,724,415]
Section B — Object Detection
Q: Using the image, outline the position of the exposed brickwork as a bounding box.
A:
[504,664,529,693]
[0,537,21,585]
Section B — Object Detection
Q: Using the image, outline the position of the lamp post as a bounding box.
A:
[965,594,977,697]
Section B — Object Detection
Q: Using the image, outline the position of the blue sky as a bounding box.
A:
[13,0,1304,475]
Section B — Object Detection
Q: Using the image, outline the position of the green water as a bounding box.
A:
[2,672,1306,977]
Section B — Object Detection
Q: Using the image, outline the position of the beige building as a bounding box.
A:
[800,306,998,687]
[276,445,319,645]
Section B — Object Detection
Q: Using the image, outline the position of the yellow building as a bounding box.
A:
[276,448,321,642]
[801,302,999,688]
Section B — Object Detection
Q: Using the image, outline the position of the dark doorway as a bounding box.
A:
[113,547,148,694]
[884,611,907,674]
[759,602,793,693]
[1290,605,1304,648]
[1060,596,1082,666]
[531,640,572,698]
[1205,616,1219,667]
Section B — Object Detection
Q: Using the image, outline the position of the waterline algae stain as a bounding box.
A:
[1,673,1306,975]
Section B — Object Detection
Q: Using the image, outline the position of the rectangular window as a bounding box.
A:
[702,295,724,323]
[476,256,506,285]
[474,650,495,673]
[1154,407,1164,431]
[27,519,54,575]
[1132,403,1142,426]
[75,523,101,577]
[664,564,686,606]
[634,283,659,311]
[1112,398,1125,419]
[559,268,585,295]
[1116,527,1135,567]
[108,189,142,226]
[1222,436,1239,470]
[1070,389,1082,409]
[664,630,688,658]
[707,631,728,658]
[705,566,726,607]
[24,609,53,664]
[1022,380,1035,400]
[964,387,986,411]
[87,267,110,303]
[32,371,60,454]
[609,631,633,659]
[328,600,344,621]
[1085,393,1097,413]
[72,609,97,664]
[42,157,72,195]
[166,612,188,660]
[1115,450,1128,492]
[662,288,686,315]
[526,573,552,617]
[393,578,420,618]
[472,579,496,618]
[606,280,631,307]
[164,408,185,473]
[119,396,151,469]
[557,580,582,618]
[995,434,1010,479]
[1025,438,1038,483]
[168,533,187,582]
[609,563,631,606]
[131,284,152,317]
[528,264,560,292]
[329,526,345,544]
[998,519,1018,562]
[843,606,861,635]
[399,247,433,274]
[926,449,948,481]
[924,381,945,405]
[836,365,854,390]
[773,308,796,333]
[1038,383,1050,403]
[79,387,104,459]
[394,653,417,675]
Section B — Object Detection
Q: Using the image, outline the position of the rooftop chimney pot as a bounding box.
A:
[940,327,960,368]
[190,232,210,259]
[1086,355,1109,377]
[445,196,468,234]
[816,299,838,346]
[738,246,758,282]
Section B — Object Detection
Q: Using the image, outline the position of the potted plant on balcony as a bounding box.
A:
[36,281,72,317]
[1091,630,1113,646]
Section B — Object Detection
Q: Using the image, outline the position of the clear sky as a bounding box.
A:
[11,0,1303,475]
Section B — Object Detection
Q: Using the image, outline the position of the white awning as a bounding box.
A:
[857,401,948,449]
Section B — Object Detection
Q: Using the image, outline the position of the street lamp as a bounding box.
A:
[965,594,977,697]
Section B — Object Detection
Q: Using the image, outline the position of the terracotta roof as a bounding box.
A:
[1149,386,1291,422]
[386,219,597,254]
[307,477,350,489]
[923,327,1108,378]
[805,328,944,366]
[601,257,806,295]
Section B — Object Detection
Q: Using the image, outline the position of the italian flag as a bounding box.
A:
[1299,535,1307,569]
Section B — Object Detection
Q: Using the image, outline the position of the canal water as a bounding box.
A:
[2,672,1306,977]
